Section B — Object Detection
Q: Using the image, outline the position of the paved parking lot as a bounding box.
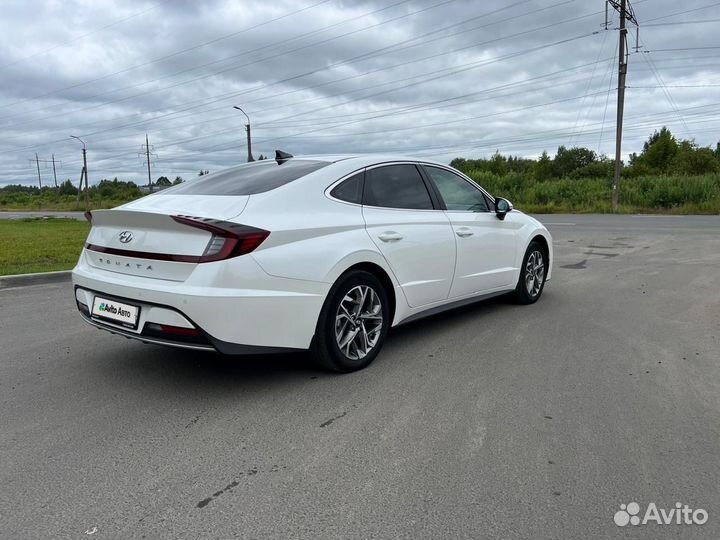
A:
[1,214,719,539]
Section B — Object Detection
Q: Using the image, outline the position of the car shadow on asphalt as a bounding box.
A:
[95,293,524,389]
[386,294,514,343]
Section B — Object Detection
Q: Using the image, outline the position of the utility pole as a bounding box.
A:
[139,134,157,193]
[29,155,61,188]
[71,136,89,212]
[51,154,58,187]
[145,134,152,193]
[233,106,254,162]
[608,0,639,212]
[34,153,43,188]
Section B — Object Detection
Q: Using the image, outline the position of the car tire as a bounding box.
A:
[311,270,390,373]
[512,240,548,305]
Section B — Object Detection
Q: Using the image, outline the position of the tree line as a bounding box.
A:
[451,127,719,180]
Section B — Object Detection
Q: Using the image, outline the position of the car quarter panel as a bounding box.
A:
[73,248,329,349]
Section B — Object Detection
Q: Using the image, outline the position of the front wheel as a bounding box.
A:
[311,270,390,372]
[513,241,547,304]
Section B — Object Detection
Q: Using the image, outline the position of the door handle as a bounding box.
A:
[378,231,403,242]
[456,227,474,238]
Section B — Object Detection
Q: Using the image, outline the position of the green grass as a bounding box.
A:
[1,173,718,277]
[465,172,720,214]
[0,194,135,211]
[0,218,90,276]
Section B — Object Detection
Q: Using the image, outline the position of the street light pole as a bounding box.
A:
[70,135,89,211]
[233,106,254,162]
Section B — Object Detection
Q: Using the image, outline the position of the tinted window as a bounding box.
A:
[424,166,489,212]
[330,172,364,204]
[363,164,433,210]
[160,160,329,196]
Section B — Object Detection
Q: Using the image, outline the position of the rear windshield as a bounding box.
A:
[161,160,330,195]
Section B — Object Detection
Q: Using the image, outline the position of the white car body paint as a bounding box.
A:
[72,154,552,353]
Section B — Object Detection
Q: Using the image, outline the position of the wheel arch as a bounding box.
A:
[335,262,397,325]
[526,230,553,281]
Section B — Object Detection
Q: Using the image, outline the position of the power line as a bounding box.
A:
[598,39,618,154]
[0,0,173,71]
[0,0,458,133]
[0,0,335,110]
[0,2,598,155]
[0,0,426,120]
[643,19,720,27]
[49,29,604,170]
[639,44,692,137]
[643,1,720,22]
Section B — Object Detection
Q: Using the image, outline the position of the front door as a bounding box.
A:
[422,165,518,298]
[362,164,456,308]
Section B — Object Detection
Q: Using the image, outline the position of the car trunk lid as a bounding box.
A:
[84,195,253,281]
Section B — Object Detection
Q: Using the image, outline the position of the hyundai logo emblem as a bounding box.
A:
[118,231,134,244]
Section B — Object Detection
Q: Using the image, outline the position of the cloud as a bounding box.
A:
[0,0,718,185]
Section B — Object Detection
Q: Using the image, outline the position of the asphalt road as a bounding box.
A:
[0,211,85,220]
[1,214,719,539]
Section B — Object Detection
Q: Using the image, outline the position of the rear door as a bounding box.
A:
[361,163,456,308]
[422,165,518,297]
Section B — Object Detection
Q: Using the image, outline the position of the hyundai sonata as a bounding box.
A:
[73,152,552,372]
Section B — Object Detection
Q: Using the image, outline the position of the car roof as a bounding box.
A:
[294,153,448,168]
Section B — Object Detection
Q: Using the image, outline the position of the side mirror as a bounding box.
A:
[494,197,513,220]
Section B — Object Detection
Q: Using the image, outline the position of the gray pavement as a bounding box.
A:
[1,214,719,539]
[0,211,85,220]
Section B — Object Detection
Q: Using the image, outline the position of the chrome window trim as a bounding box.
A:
[325,160,497,212]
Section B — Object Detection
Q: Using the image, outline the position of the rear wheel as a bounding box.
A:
[311,270,390,372]
[513,241,547,304]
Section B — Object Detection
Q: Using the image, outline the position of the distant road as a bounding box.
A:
[0,211,85,220]
[2,210,719,226]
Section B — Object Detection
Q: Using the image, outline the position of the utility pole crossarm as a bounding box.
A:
[607,0,639,26]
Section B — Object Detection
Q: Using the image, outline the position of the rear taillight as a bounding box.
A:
[171,215,269,263]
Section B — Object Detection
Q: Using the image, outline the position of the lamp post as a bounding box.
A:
[233,106,254,162]
[70,135,89,211]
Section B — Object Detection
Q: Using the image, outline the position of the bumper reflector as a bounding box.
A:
[145,323,200,336]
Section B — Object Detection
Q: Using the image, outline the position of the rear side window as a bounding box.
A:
[161,160,330,195]
[363,164,433,210]
[330,172,364,204]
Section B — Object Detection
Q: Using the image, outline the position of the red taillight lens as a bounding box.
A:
[171,215,269,263]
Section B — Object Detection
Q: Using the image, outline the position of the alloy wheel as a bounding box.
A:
[334,285,383,360]
[525,250,545,297]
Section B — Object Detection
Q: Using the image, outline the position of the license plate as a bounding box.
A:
[91,296,140,329]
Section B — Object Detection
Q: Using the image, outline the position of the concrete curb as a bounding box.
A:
[0,270,72,289]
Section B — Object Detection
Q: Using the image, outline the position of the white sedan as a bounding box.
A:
[73,153,552,372]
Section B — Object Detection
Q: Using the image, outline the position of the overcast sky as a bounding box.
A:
[0,0,718,186]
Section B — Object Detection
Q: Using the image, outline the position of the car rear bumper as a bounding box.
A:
[72,251,329,351]
[75,286,307,354]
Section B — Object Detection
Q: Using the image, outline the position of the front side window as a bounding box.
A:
[363,164,433,210]
[160,159,330,196]
[424,166,489,212]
